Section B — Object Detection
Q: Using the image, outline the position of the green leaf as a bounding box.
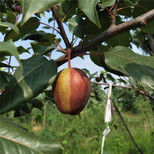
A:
[78,0,100,27]
[0,63,12,69]
[0,56,57,114]
[5,17,40,42]
[0,21,19,34]
[117,0,135,17]
[31,42,55,56]
[133,0,154,34]
[106,16,130,47]
[106,73,115,82]
[106,31,130,47]
[141,21,154,34]
[100,0,116,7]
[58,0,77,22]
[0,71,11,89]
[90,45,125,76]
[24,32,56,45]
[90,45,124,76]
[90,45,109,67]
[84,13,110,40]
[104,46,154,86]
[6,11,17,24]
[133,0,154,18]
[68,16,85,38]
[18,0,63,24]
[0,116,62,154]
[14,99,43,117]
[0,40,21,66]
[17,46,30,55]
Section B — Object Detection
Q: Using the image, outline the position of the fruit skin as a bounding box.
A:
[53,68,91,115]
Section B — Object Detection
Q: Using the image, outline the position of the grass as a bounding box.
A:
[10,99,154,154]
[29,101,154,154]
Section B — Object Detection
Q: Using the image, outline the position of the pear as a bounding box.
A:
[53,68,91,115]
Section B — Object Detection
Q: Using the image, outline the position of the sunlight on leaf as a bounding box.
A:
[0,117,62,154]
[78,0,100,27]
[0,56,57,114]
[0,40,21,66]
[105,46,154,86]
[0,22,19,34]
[18,0,63,24]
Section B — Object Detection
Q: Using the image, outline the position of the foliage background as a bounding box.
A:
[7,82,154,154]
[0,0,154,153]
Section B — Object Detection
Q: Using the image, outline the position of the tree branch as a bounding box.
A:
[74,9,154,53]
[56,9,154,66]
[40,22,61,34]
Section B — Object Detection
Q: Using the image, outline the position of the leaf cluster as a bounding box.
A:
[0,0,154,153]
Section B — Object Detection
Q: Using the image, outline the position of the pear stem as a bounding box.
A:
[68,49,71,68]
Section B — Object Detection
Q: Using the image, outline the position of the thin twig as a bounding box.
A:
[52,20,56,34]
[52,6,71,48]
[110,0,119,27]
[110,98,144,154]
[40,22,61,34]
[54,40,67,53]
[8,56,12,74]
[91,81,132,89]
[91,81,154,100]
[68,49,71,68]
[112,0,119,14]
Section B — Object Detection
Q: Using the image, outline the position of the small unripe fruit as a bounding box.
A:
[53,68,91,115]
[13,5,22,14]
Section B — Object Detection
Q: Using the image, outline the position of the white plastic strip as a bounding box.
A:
[101,125,110,154]
[105,83,112,123]
[101,83,112,154]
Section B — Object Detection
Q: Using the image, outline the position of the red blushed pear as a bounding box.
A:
[53,68,91,115]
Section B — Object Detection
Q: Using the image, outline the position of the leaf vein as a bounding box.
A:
[0,135,43,153]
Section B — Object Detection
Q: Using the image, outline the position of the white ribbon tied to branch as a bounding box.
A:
[101,83,112,154]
